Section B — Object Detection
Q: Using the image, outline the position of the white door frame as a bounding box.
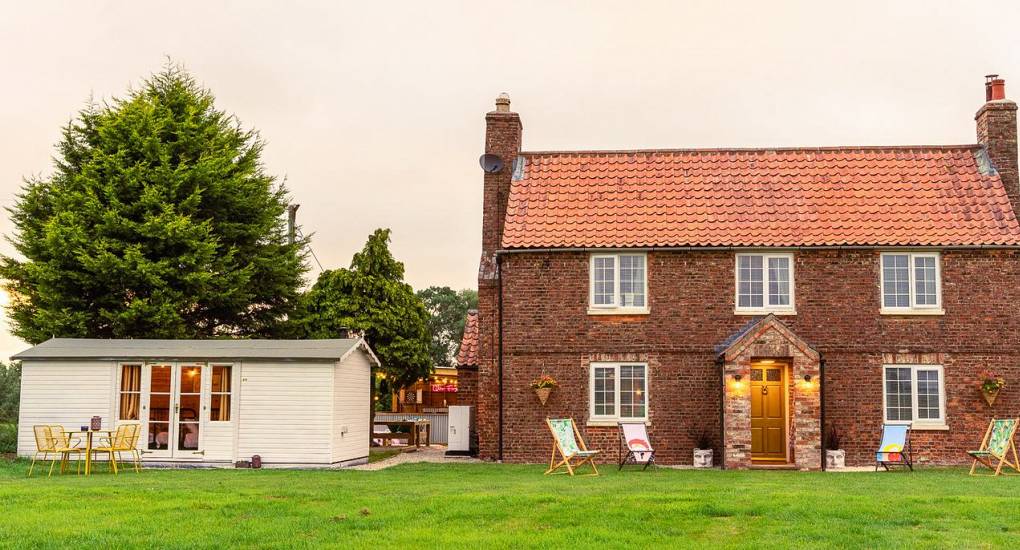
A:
[140,362,206,459]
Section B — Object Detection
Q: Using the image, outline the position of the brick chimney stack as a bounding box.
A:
[480,93,522,263]
[976,75,1019,217]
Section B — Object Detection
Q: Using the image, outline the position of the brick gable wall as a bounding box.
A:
[476,248,1020,466]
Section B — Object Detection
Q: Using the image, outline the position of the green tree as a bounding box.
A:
[295,229,431,388]
[0,362,20,423]
[417,286,478,368]
[1,66,306,342]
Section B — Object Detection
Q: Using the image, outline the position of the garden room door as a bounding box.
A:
[141,363,205,459]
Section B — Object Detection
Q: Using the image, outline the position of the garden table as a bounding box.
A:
[66,429,111,476]
[374,420,431,447]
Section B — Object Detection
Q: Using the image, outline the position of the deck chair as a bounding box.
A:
[875,424,913,471]
[967,418,1020,476]
[618,422,655,470]
[545,418,599,476]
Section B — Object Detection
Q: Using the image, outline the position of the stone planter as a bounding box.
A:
[693,448,713,468]
[826,449,846,470]
[534,387,552,405]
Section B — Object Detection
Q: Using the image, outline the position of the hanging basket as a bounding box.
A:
[535,387,552,405]
[982,387,1001,407]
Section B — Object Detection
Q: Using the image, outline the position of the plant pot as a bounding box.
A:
[982,387,1000,406]
[826,449,846,470]
[693,448,713,468]
[535,387,552,405]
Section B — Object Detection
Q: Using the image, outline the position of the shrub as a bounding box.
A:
[0,424,16,454]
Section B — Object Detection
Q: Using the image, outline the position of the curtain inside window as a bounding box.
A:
[119,365,141,420]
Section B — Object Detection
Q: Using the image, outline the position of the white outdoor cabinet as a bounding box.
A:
[446,405,474,455]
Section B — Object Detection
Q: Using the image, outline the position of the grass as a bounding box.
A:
[368,448,402,463]
[0,458,1018,549]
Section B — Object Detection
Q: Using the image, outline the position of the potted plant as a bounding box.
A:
[530,374,558,405]
[980,369,1006,406]
[825,427,845,470]
[693,431,713,468]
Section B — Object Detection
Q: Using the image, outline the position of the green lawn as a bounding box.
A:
[0,458,1018,549]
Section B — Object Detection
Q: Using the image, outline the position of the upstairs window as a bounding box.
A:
[880,252,942,313]
[589,253,647,313]
[735,253,795,314]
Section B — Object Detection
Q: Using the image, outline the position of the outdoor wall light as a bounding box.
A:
[733,374,743,382]
[803,374,813,383]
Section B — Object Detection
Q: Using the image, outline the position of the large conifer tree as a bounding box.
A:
[1,66,306,342]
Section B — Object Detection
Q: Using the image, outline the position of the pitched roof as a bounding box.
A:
[501,146,1020,249]
[456,310,479,367]
[12,337,379,364]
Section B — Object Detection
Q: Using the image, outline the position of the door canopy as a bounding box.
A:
[716,314,819,363]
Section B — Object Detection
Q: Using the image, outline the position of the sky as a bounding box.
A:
[0,0,1018,359]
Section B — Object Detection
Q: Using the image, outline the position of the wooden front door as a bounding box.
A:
[750,363,787,461]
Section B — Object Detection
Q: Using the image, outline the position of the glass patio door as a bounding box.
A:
[143,363,204,458]
[145,364,175,457]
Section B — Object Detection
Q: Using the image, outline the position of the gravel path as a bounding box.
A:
[352,446,483,471]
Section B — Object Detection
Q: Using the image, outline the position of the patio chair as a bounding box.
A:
[29,425,83,477]
[967,418,1020,477]
[618,421,655,470]
[545,418,599,476]
[875,424,913,471]
[92,423,141,475]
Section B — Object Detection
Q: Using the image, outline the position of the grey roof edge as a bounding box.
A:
[10,337,379,363]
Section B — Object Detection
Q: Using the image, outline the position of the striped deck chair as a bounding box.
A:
[545,418,599,476]
[618,422,655,470]
[967,418,1020,477]
[875,424,913,471]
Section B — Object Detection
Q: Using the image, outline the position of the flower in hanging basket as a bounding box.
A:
[980,369,1006,406]
[530,375,559,390]
[530,375,558,405]
[980,369,1006,393]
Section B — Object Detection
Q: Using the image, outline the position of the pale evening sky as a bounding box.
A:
[1,1,1018,359]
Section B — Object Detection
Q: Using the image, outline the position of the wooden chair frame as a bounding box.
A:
[618,421,655,471]
[545,418,599,476]
[968,418,1020,477]
[875,424,913,472]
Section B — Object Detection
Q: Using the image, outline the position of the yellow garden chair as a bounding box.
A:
[545,418,600,476]
[92,423,141,474]
[967,418,1020,476]
[29,425,83,477]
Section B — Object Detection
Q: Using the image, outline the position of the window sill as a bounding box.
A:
[587,307,650,316]
[911,423,949,431]
[880,308,945,316]
[734,308,797,316]
[586,419,650,427]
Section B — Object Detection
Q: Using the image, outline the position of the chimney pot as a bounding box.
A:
[495,92,511,113]
[990,78,1006,101]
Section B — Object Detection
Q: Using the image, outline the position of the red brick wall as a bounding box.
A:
[477,248,1020,466]
[456,365,478,410]
[976,98,1019,217]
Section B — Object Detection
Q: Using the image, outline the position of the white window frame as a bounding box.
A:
[879,251,943,315]
[734,252,796,315]
[208,363,234,423]
[588,252,649,314]
[588,362,649,424]
[881,364,947,428]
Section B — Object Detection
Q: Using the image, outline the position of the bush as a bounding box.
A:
[0,424,15,454]
[0,362,20,423]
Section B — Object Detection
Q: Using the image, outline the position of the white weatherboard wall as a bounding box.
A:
[17,361,116,455]
[235,361,334,465]
[333,349,371,464]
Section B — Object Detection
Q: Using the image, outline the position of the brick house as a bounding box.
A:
[470,77,1020,469]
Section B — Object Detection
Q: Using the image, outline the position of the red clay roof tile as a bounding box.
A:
[501,146,1020,248]
[456,310,478,367]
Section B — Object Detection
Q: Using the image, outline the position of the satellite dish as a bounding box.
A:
[479,153,504,174]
